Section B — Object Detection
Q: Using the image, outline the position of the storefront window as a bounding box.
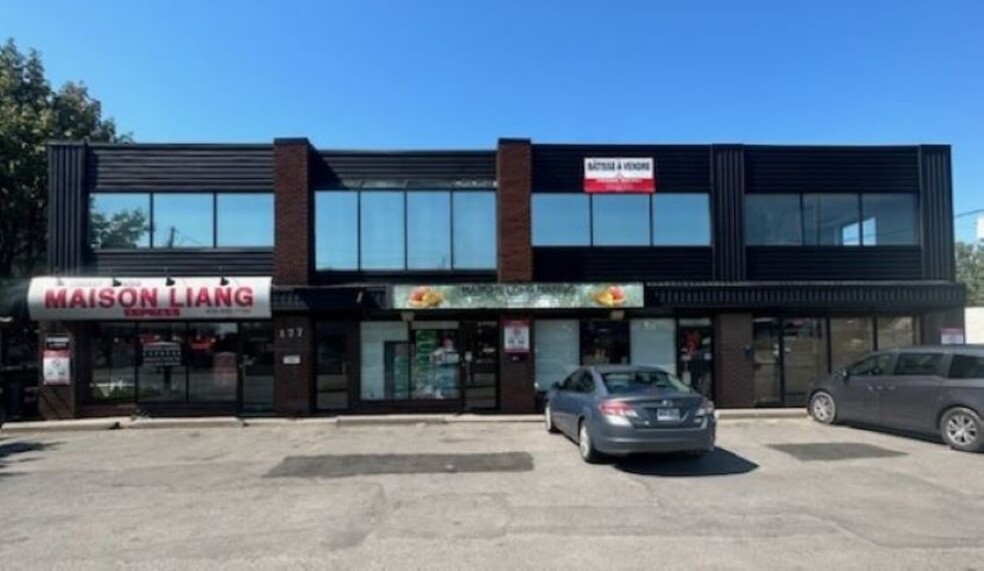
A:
[746,195,803,246]
[592,195,650,246]
[782,318,827,405]
[315,191,359,270]
[677,318,713,396]
[534,320,579,391]
[360,322,408,400]
[138,323,188,402]
[316,324,351,409]
[411,322,461,400]
[90,323,137,402]
[407,192,452,269]
[830,317,874,371]
[152,194,214,248]
[360,191,406,270]
[581,320,630,366]
[217,193,274,247]
[187,323,239,402]
[629,319,675,373]
[452,192,497,269]
[861,194,918,245]
[532,194,590,246]
[89,193,151,249]
[802,194,860,246]
[652,194,711,246]
[877,316,915,349]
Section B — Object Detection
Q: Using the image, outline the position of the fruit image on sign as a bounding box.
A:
[407,286,445,308]
[592,285,627,307]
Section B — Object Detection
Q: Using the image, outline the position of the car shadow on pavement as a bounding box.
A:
[0,438,59,474]
[612,447,759,477]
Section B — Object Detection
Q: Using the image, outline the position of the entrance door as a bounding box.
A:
[410,324,461,401]
[677,318,713,397]
[240,322,274,413]
[752,318,782,406]
[316,324,351,410]
[461,321,498,410]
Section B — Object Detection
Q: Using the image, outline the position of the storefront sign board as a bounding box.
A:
[393,283,643,310]
[42,335,72,385]
[28,277,272,321]
[584,157,655,193]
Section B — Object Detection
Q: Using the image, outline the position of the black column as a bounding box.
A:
[711,145,746,281]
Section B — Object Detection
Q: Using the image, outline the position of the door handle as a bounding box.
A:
[885,386,896,392]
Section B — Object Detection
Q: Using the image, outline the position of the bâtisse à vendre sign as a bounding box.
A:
[27,277,272,321]
[583,157,656,193]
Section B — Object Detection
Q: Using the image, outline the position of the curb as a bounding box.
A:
[0,418,124,433]
[336,415,447,427]
[126,417,245,430]
[718,410,807,420]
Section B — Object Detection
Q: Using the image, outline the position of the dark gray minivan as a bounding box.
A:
[808,346,984,452]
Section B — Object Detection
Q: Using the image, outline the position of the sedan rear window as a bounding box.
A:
[948,354,984,379]
[601,370,690,394]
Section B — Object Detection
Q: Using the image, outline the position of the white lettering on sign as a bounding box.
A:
[584,157,655,193]
[28,277,272,321]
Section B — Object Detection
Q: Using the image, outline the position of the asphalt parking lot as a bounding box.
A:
[1,418,983,570]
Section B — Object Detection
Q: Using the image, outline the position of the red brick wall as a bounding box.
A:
[714,313,756,408]
[273,314,314,415]
[274,138,312,286]
[497,139,532,283]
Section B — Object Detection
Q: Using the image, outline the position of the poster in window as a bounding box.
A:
[941,328,965,345]
[142,341,183,367]
[43,336,71,385]
[503,320,531,354]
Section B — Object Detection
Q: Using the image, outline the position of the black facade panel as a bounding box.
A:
[533,248,713,282]
[710,145,745,280]
[920,145,954,280]
[313,151,496,189]
[747,247,923,280]
[89,144,274,191]
[89,250,273,277]
[532,145,710,191]
[47,143,88,274]
[745,146,920,193]
[646,281,964,311]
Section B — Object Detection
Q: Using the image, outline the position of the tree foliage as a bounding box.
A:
[0,38,130,277]
[956,241,984,306]
[89,203,149,248]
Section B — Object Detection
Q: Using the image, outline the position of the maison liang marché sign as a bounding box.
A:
[27,276,272,321]
[392,283,644,310]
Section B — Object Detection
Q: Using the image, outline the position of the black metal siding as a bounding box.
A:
[533,248,712,282]
[745,146,920,193]
[48,143,88,274]
[89,144,274,191]
[747,247,923,280]
[919,145,954,280]
[88,250,273,277]
[313,151,496,189]
[646,281,964,310]
[711,145,745,280]
[532,145,710,191]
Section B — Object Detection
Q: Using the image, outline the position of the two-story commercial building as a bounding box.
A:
[29,139,965,419]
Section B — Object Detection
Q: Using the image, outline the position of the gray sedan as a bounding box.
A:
[544,365,717,463]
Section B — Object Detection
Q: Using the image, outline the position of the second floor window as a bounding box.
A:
[89,191,274,249]
[532,193,711,247]
[746,193,918,246]
[315,190,496,271]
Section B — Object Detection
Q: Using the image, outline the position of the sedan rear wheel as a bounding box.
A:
[809,391,838,425]
[940,407,983,452]
[578,421,604,464]
[544,404,559,434]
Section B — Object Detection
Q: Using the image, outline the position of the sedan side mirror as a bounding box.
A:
[551,381,561,390]
[839,369,850,381]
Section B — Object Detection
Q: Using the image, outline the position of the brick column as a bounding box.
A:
[497,139,532,282]
[499,315,536,412]
[274,138,312,286]
[273,314,314,415]
[714,313,755,408]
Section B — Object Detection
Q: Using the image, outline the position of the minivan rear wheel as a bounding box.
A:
[940,407,983,452]
[809,391,838,425]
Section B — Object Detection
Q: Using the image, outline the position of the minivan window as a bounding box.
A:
[948,354,984,379]
[848,354,891,376]
[894,353,943,376]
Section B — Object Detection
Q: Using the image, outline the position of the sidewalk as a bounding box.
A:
[0,408,806,434]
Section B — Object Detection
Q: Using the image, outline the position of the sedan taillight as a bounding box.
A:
[695,398,715,417]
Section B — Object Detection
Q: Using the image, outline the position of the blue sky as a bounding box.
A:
[5,0,983,240]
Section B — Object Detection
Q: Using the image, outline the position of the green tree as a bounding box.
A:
[88,201,149,248]
[956,241,984,306]
[0,38,131,277]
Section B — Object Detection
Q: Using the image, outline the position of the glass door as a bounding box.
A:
[462,321,498,410]
[781,318,827,406]
[316,324,351,410]
[410,323,461,400]
[677,318,714,397]
[753,318,782,406]
[241,322,274,413]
